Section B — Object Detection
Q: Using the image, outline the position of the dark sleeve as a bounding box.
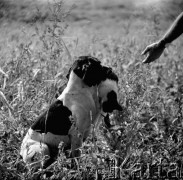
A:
[31,100,72,135]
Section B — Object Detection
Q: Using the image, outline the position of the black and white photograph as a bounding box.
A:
[0,0,183,179]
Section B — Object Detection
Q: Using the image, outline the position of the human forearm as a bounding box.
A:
[160,12,183,47]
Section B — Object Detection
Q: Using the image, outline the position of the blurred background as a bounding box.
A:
[0,0,183,59]
[0,0,183,21]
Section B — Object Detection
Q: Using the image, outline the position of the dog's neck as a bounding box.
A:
[67,71,87,89]
[57,71,105,126]
[68,71,102,113]
[58,71,100,107]
[65,71,94,91]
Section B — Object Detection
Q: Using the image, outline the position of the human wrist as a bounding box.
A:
[158,39,168,48]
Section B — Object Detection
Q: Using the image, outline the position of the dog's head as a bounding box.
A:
[65,56,122,113]
[98,66,122,113]
[66,56,104,87]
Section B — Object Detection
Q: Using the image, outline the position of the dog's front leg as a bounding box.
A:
[69,128,83,169]
[70,131,82,158]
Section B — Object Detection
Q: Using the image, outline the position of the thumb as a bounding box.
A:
[142,56,150,63]
[141,46,151,55]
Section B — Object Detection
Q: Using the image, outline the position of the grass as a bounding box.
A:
[1,0,183,179]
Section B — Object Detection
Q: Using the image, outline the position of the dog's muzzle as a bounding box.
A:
[102,100,122,113]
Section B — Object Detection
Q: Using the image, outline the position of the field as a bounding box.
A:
[1,0,183,179]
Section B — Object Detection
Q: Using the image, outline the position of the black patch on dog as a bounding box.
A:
[101,66,118,82]
[31,100,72,135]
[102,90,122,113]
[66,56,104,87]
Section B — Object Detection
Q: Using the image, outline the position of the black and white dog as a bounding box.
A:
[20,56,122,168]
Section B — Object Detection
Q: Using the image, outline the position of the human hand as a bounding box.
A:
[141,41,166,63]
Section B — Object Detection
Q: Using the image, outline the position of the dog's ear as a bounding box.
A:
[69,56,104,86]
[101,66,118,82]
[81,57,104,86]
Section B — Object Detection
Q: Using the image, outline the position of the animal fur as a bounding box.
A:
[20,56,122,168]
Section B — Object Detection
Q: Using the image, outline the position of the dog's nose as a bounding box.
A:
[114,102,122,111]
[102,100,122,113]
